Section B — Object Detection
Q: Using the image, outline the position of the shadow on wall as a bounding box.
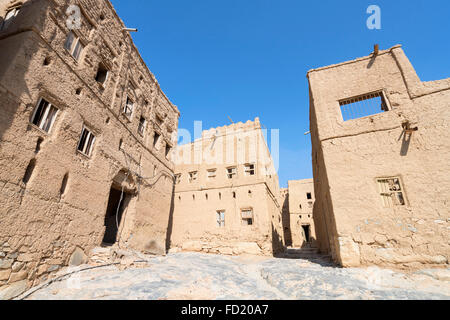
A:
[271,223,284,256]
[399,130,412,156]
[0,1,50,141]
[165,179,176,252]
[281,193,293,246]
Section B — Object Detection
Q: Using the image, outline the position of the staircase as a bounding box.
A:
[279,246,332,262]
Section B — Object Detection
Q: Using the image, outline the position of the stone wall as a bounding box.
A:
[308,45,450,269]
[0,0,179,297]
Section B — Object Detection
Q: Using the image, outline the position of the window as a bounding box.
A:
[377,177,406,207]
[138,117,146,136]
[241,209,253,226]
[95,63,109,85]
[165,143,171,158]
[216,210,225,227]
[1,7,20,31]
[123,96,134,118]
[227,167,237,179]
[64,31,84,61]
[306,192,312,200]
[155,115,163,126]
[174,174,181,184]
[189,171,198,183]
[77,126,96,157]
[153,132,160,148]
[207,169,216,179]
[244,164,255,176]
[31,98,59,133]
[339,91,390,121]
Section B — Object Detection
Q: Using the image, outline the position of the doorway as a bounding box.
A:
[302,224,311,243]
[102,187,131,245]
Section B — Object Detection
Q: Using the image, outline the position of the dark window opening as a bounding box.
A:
[35,137,43,153]
[339,91,389,121]
[43,57,51,66]
[95,63,109,85]
[153,132,160,148]
[165,144,171,158]
[307,192,312,200]
[22,159,36,185]
[60,173,69,196]
[232,192,236,198]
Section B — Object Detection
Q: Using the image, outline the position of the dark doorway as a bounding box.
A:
[302,225,311,243]
[102,187,129,245]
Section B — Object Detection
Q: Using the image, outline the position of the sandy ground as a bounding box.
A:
[21,252,450,300]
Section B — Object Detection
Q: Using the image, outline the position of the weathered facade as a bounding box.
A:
[169,118,285,256]
[0,0,179,295]
[308,45,450,269]
[281,179,316,248]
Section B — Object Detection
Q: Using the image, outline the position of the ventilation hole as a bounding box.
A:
[35,137,43,153]
[232,192,236,198]
[100,14,105,20]
[75,88,82,95]
[105,117,110,124]
[43,57,51,66]
[178,196,181,201]
[192,194,195,200]
[119,138,123,150]
[219,192,222,200]
[60,173,69,195]
[205,193,208,200]
[22,159,36,184]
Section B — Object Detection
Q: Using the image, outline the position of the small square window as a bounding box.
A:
[227,167,237,179]
[189,171,198,183]
[123,96,134,118]
[31,98,59,133]
[377,177,406,207]
[216,210,225,227]
[339,91,390,121]
[306,192,312,200]
[77,126,95,157]
[244,164,255,176]
[138,117,146,136]
[153,132,160,149]
[241,209,253,226]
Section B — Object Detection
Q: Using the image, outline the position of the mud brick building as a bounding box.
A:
[0,0,179,293]
[169,118,285,256]
[308,45,450,268]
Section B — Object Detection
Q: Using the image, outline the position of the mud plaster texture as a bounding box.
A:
[308,45,450,269]
[0,0,179,296]
[169,118,285,256]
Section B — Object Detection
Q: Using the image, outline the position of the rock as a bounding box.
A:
[218,247,233,255]
[69,247,88,266]
[11,262,24,272]
[17,253,34,262]
[0,280,28,300]
[0,258,13,269]
[182,241,203,252]
[48,265,60,272]
[7,252,18,259]
[37,264,48,276]
[0,252,5,258]
[47,259,63,265]
[234,242,263,255]
[0,269,11,281]
[8,271,28,283]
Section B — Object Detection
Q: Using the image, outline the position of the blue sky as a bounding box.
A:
[110,0,450,187]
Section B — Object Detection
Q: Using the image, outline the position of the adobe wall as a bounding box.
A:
[0,0,179,295]
[170,119,284,256]
[308,45,450,269]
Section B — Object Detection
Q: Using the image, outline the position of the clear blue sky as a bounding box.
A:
[110,0,450,188]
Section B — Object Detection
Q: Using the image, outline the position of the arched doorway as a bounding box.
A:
[102,170,136,246]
